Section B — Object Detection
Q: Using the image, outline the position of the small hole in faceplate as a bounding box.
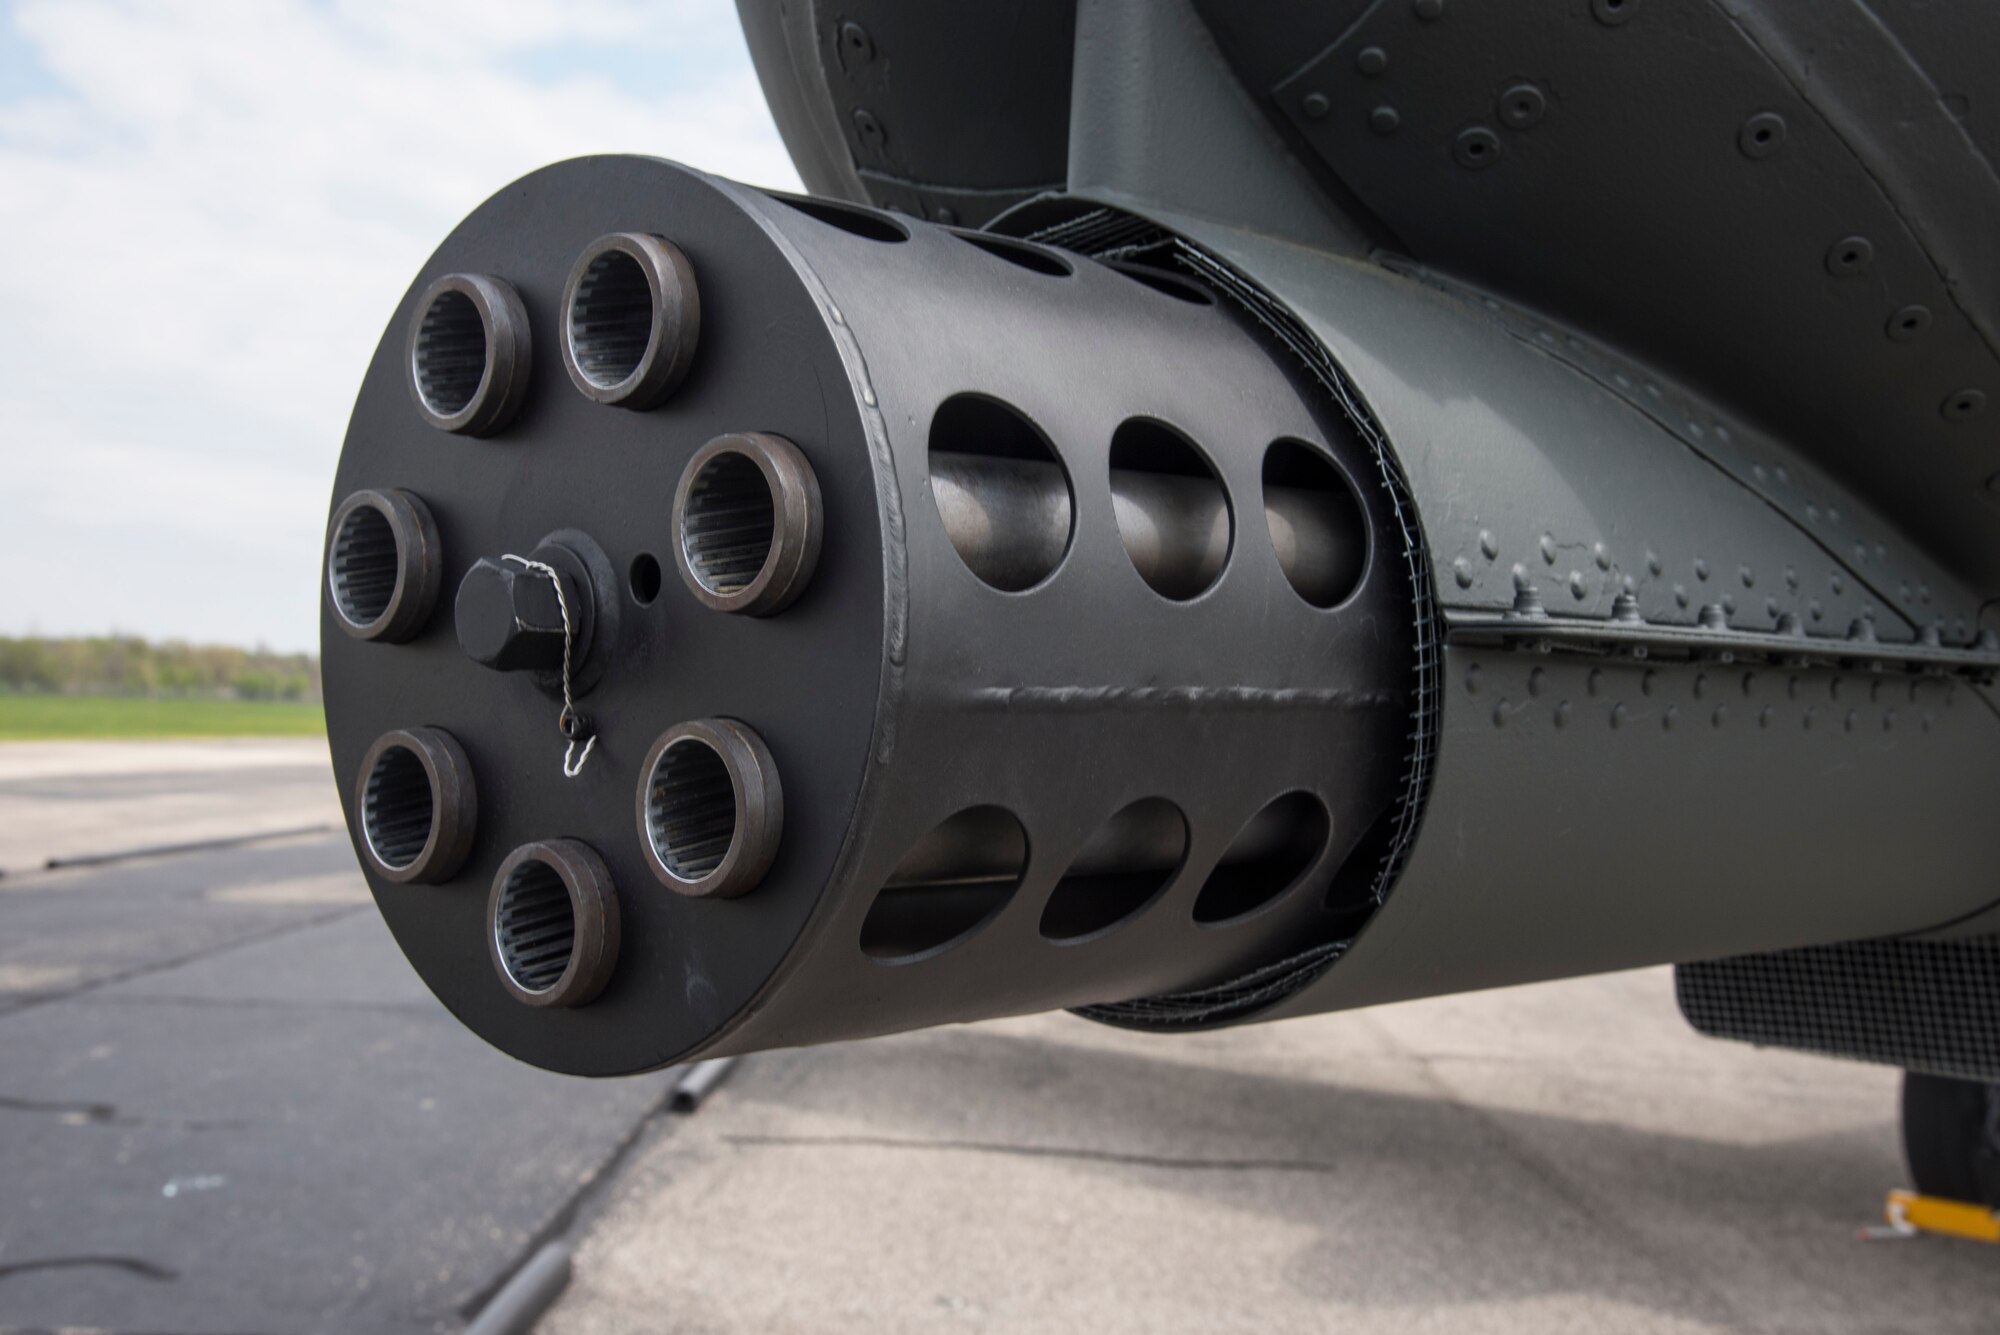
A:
[628,553,662,605]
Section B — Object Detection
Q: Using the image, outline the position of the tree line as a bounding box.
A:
[0,636,321,702]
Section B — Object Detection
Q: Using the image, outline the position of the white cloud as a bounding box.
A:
[0,0,800,650]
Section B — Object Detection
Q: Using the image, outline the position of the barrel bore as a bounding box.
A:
[637,719,783,898]
[561,232,700,409]
[355,727,476,884]
[1108,419,1231,601]
[326,488,444,642]
[406,273,532,435]
[674,433,822,615]
[927,428,1357,603]
[862,806,1029,961]
[1262,440,1367,608]
[1192,791,1331,924]
[488,839,621,1007]
[928,394,1073,592]
[1040,797,1189,942]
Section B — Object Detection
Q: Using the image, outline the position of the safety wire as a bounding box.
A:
[500,554,597,777]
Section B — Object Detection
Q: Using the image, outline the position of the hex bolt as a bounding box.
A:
[454,557,576,673]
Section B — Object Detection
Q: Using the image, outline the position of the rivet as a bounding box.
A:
[1465,663,1482,694]
[1663,705,1680,731]
[1646,550,1663,576]
[1568,571,1587,599]
[838,20,875,64]
[1886,304,1932,341]
[1371,105,1402,134]
[1844,709,1858,733]
[1883,710,1895,731]
[1741,671,1757,697]
[1587,668,1604,697]
[1739,111,1787,159]
[1554,700,1571,728]
[1493,700,1510,728]
[935,207,958,226]
[1694,557,1710,581]
[1784,566,1799,590]
[1593,542,1611,571]
[1809,599,1824,621]
[1803,705,1818,730]
[1453,555,1474,588]
[1721,593,1736,615]
[1610,702,1629,729]
[851,108,887,151]
[1641,669,1657,696]
[1674,584,1690,609]
[1940,388,1988,422]
[1415,0,1445,18]
[1480,529,1499,560]
[1824,236,1874,278]
[1759,705,1774,728]
[1528,666,1547,697]
[1830,573,1845,594]
[1591,0,1639,25]
[1540,532,1557,564]
[1712,704,1728,728]
[1356,46,1389,76]
[1764,597,1780,621]
[1499,83,1547,130]
[1454,126,1503,170]
[1303,91,1331,120]
[1694,673,1708,699]
[1986,471,2000,498]
[1740,565,1755,588]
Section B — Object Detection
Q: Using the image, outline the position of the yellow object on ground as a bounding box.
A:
[1887,1190,2000,1243]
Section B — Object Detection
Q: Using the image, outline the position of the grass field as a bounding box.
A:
[0,694,325,740]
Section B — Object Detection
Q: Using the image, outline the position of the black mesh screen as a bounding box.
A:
[1677,935,2000,1082]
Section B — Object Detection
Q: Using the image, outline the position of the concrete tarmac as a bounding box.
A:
[547,981,2000,1334]
[3,740,1996,1333]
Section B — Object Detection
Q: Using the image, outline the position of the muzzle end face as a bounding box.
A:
[324,158,1414,1074]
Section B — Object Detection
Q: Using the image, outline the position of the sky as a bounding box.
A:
[0,0,800,652]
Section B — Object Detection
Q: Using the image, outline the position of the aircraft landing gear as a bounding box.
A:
[1902,1072,2000,1209]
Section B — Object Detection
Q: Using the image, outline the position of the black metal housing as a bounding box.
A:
[323,157,1414,1074]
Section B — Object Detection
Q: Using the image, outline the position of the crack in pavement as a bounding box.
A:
[0,904,370,1019]
[0,1095,246,1131]
[0,1254,179,1283]
[722,1132,1338,1173]
[81,993,436,1017]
